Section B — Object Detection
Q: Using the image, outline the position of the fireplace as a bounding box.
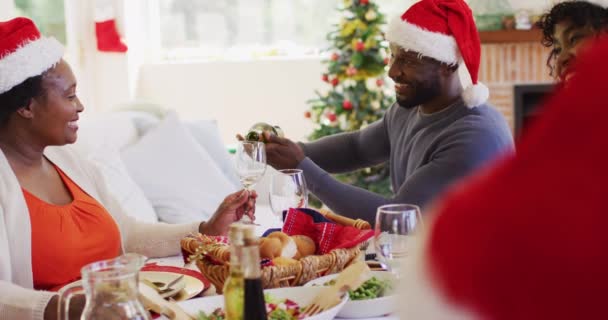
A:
[513,83,554,137]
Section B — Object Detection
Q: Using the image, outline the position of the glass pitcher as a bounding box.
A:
[58,253,150,320]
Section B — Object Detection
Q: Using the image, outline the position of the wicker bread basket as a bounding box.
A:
[181,211,370,293]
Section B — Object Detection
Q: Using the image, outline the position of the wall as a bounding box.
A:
[0,1,14,20]
[136,58,324,143]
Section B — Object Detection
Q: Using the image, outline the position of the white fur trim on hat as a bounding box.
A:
[386,16,462,66]
[0,37,64,95]
[462,82,489,108]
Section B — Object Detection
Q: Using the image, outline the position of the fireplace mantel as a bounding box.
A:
[480,29,543,44]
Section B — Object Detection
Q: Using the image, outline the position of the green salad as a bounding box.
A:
[197,294,304,320]
[324,276,392,301]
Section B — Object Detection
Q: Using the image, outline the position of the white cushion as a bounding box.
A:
[88,150,159,223]
[186,120,241,188]
[73,112,139,156]
[121,111,238,223]
[72,112,158,223]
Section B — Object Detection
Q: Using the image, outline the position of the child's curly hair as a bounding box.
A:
[537,1,608,76]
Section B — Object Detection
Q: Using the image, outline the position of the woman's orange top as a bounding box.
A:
[23,165,122,291]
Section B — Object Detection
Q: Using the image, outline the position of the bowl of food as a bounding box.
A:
[162,286,348,320]
[304,271,397,318]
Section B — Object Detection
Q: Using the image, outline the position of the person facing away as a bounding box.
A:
[0,17,257,320]
[538,0,608,82]
[253,0,513,223]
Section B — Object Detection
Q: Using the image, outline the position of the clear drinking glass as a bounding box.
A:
[269,169,308,222]
[374,204,423,276]
[235,141,267,223]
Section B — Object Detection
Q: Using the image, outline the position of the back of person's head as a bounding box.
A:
[0,17,63,126]
[538,1,608,75]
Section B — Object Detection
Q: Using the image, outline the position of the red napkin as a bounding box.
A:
[281,208,374,255]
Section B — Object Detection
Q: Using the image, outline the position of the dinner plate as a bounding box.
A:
[305,271,398,318]
[159,286,349,320]
[58,264,210,302]
[140,264,210,301]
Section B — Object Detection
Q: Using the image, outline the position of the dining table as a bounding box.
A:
[148,210,399,320]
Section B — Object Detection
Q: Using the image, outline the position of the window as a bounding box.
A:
[152,0,412,61]
[14,0,67,44]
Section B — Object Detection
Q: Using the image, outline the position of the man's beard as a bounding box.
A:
[396,76,441,109]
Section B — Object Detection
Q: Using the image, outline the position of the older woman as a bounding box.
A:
[538,0,608,82]
[0,17,256,319]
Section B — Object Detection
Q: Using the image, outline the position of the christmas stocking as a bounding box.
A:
[94,0,128,53]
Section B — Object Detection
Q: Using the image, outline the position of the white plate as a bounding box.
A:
[160,286,349,320]
[304,271,398,318]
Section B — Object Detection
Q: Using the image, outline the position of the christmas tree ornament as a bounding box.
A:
[365,9,378,21]
[360,0,370,5]
[322,74,329,82]
[342,100,353,110]
[330,78,340,87]
[383,57,390,65]
[304,111,312,119]
[346,66,358,76]
[376,78,384,86]
[330,52,340,61]
[354,40,365,52]
[94,0,128,53]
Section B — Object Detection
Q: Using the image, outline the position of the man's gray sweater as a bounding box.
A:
[298,99,514,223]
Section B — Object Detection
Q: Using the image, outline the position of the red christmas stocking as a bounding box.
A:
[95,0,127,53]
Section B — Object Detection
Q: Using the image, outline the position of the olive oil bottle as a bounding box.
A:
[223,224,246,320]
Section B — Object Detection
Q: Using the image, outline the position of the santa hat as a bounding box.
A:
[0,17,64,95]
[386,0,488,108]
[400,36,608,319]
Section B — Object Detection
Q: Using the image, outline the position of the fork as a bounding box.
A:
[300,261,371,317]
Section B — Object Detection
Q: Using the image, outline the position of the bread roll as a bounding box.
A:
[259,237,282,260]
[292,235,316,259]
[267,232,298,259]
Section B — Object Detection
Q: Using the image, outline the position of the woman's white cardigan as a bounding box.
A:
[0,146,200,319]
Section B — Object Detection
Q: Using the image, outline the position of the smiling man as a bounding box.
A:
[262,0,513,223]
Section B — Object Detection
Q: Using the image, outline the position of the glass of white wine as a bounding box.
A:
[269,169,308,224]
[235,141,267,223]
[374,204,423,277]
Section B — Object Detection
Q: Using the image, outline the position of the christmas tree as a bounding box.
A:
[306,0,395,204]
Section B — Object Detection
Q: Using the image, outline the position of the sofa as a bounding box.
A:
[71,104,280,229]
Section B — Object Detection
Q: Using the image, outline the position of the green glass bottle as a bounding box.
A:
[245,122,284,143]
[223,224,245,320]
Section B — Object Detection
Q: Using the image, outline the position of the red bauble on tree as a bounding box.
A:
[331,78,340,87]
[343,100,353,110]
[330,53,340,61]
[360,0,369,5]
[384,57,390,65]
[327,112,337,122]
[304,111,312,118]
[346,66,358,76]
[355,40,365,52]
[376,78,384,86]
[322,74,329,82]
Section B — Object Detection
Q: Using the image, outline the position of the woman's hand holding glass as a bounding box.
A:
[200,189,258,236]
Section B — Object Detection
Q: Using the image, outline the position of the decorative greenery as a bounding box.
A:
[305,0,394,207]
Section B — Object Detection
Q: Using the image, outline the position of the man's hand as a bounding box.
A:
[237,132,305,170]
[201,189,257,235]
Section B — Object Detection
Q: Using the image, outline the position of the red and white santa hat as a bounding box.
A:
[386,0,488,108]
[0,17,64,95]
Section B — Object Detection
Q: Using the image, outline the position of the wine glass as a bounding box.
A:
[374,204,423,277]
[235,141,267,223]
[269,169,308,223]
